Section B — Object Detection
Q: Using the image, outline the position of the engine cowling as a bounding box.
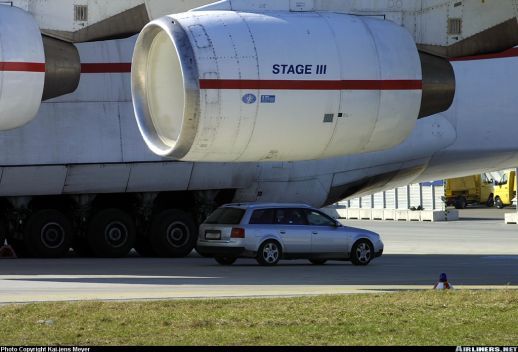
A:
[0,6,80,130]
[132,11,455,162]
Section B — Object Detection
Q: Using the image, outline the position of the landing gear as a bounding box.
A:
[87,208,136,258]
[72,235,94,257]
[0,220,5,246]
[134,234,157,257]
[23,209,72,258]
[149,209,197,257]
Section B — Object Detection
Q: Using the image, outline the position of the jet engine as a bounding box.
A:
[0,6,80,130]
[132,11,455,162]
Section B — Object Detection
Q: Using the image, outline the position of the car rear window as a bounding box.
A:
[204,207,245,225]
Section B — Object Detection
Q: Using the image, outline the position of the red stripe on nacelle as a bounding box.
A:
[80,63,132,73]
[199,79,422,90]
[0,62,45,72]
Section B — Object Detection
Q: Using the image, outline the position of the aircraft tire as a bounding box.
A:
[149,209,197,257]
[23,209,72,258]
[87,208,136,258]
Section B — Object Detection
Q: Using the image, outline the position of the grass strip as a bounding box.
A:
[0,290,517,345]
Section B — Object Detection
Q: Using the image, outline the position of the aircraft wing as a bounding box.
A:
[10,0,215,42]
[199,0,518,58]
[317,0,518,58]
[9,0,518,56]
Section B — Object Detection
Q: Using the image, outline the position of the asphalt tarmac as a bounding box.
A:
[0,207,516,304]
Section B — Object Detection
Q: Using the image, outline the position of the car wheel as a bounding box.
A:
[309,259,327,265]
[256,240,281,266]
[351,240,373,266]
[495,196,505,209]
[214,256,237,265]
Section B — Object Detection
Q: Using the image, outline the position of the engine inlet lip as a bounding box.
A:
[131,16,200,159]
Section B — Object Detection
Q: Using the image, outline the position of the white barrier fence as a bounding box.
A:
[344,181,446,211]
[324,181,459,222]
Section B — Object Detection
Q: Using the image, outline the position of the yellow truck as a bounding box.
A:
[493,170,517,208]
[444,174,494,209]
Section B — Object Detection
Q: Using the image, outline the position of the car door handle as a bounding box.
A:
[312,231,318,235]
[280,231,286,234]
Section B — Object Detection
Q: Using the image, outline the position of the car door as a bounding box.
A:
[304,209,348,258]
[274,208,311,256]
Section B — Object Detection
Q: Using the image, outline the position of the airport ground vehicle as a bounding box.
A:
[493,170,517,209]
[444,174,494,209]
[197,203,384,266]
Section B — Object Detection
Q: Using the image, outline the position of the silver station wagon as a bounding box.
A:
[196,203,384,266]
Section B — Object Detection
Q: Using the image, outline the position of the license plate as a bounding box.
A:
[205,230,221,240]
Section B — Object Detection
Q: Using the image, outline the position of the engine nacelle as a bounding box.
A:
[132,11,454,162]
[0,6,80,130]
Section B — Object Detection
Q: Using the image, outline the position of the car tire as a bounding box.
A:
[495,196,505,209]
[351,239,374,266]
[309,259,327,265]
[214,256,237,265]
[256,240,281,266]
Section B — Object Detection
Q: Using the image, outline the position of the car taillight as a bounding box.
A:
[231,227,245,238]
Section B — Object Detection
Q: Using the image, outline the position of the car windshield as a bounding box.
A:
[204,207,245,225]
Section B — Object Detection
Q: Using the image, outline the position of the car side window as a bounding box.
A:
[275,208,308,225]
[249,209,275,224]
[305,210,337,226]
